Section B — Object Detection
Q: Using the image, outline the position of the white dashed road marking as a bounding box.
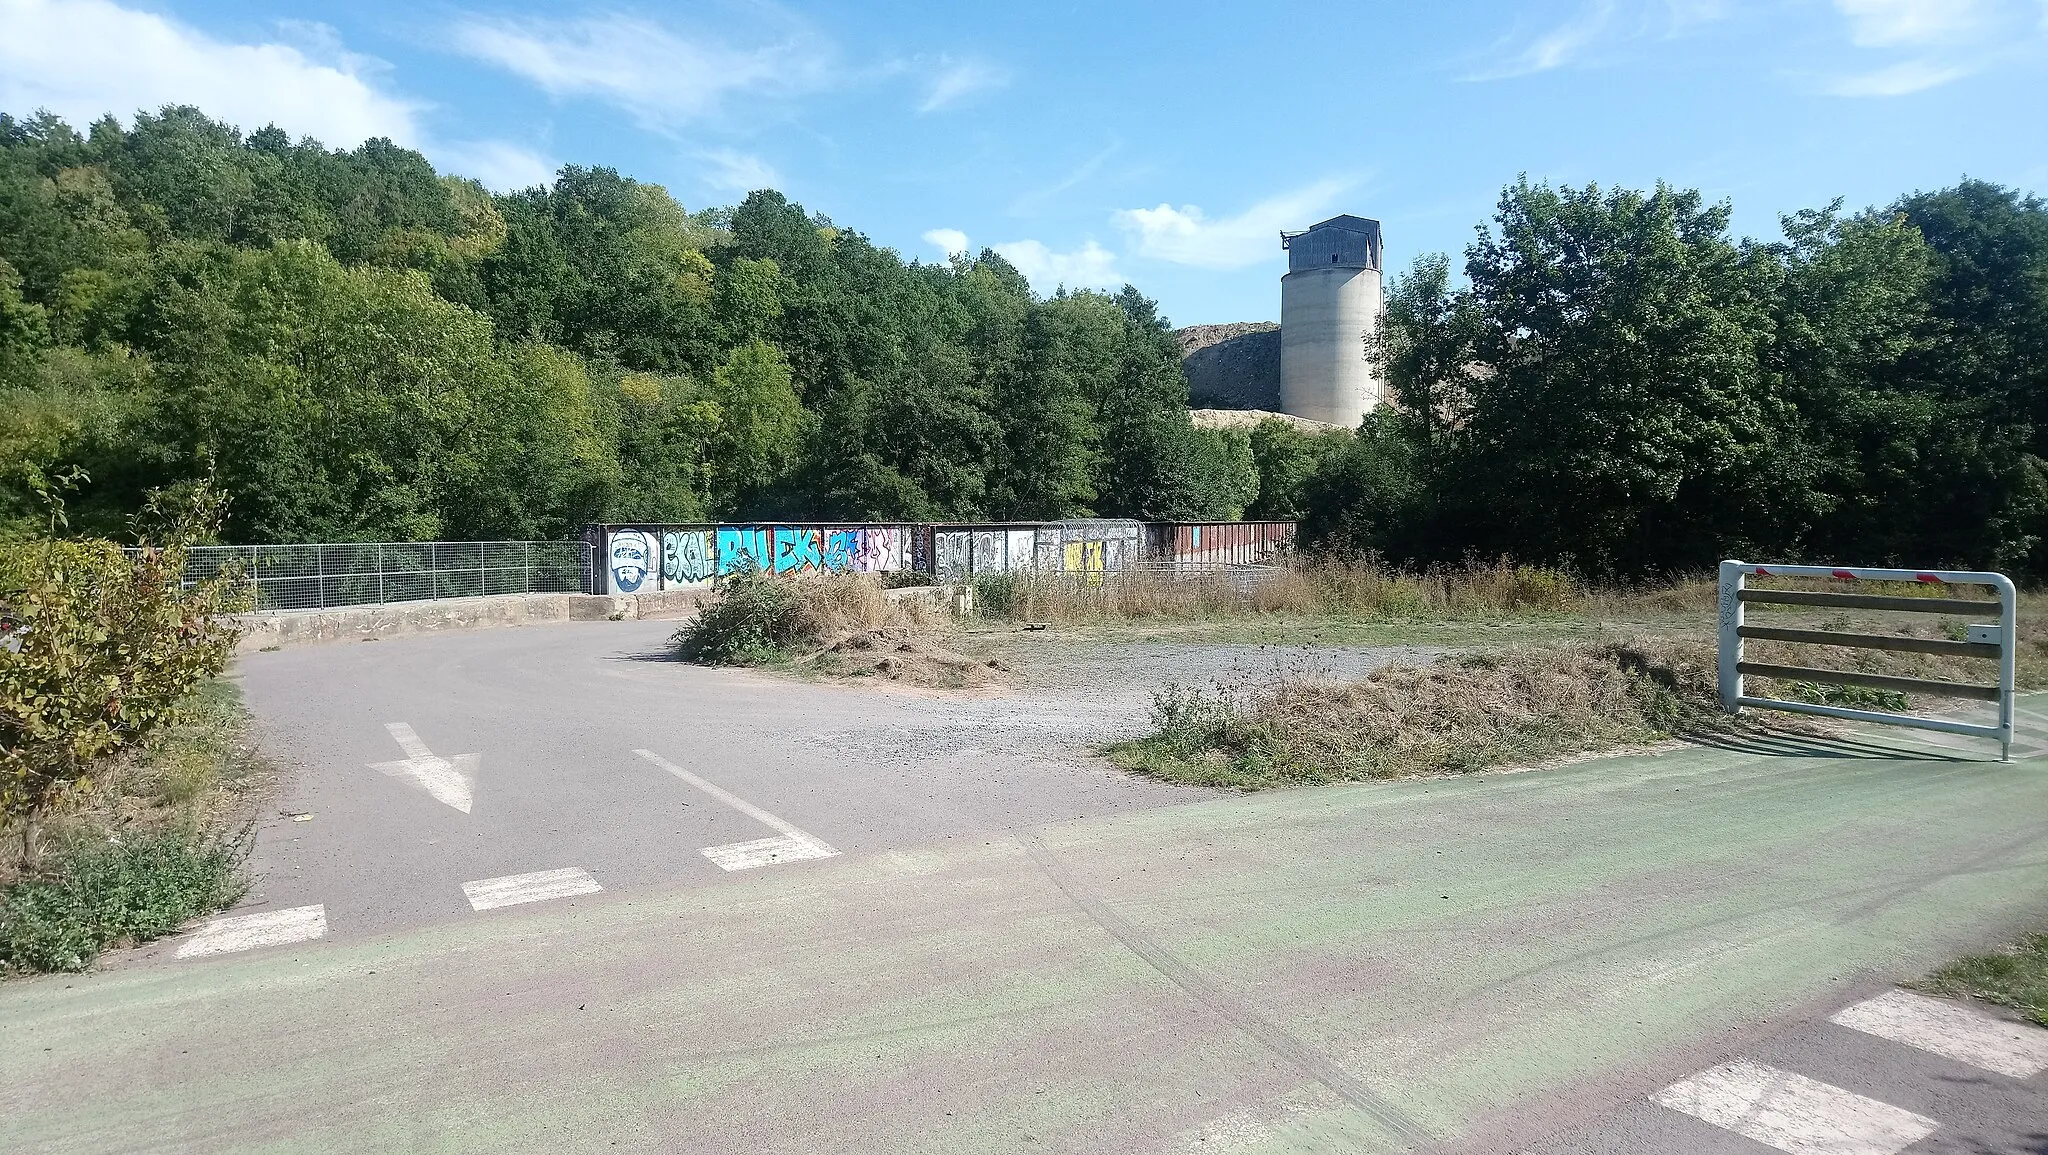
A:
[370,722,478,813]
[633,749,840,872]
[1653,1060,1936,1155]
[176,904,327,959]
[1831,988,2048,1078]
[462,867,604,911]
[701,834,838,871]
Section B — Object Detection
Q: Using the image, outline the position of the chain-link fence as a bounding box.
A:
[180,541,592,611]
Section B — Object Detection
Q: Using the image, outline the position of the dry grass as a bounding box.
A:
[977,560,1582,625]
[1109,636,1727,789]
[788,573,946,640]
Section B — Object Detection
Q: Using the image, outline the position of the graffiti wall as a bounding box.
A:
[595,519,1294,593]
[927,520,1143,582]
[604,524,912,593]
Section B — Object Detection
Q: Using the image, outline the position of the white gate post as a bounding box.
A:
[1996,572,2018,762]
[1718,560,1744,714]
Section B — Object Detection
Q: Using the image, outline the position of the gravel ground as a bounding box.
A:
[804,634,1445,764]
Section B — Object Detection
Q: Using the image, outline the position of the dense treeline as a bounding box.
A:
[1296,176,2048,580]
[0,106,1257,543]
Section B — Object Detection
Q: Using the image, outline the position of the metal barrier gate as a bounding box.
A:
[1718,561,2017,760]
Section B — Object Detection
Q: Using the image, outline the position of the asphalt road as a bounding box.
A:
[4,620,2048,1153]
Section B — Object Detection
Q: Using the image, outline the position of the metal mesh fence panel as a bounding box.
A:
[176,541,591,611]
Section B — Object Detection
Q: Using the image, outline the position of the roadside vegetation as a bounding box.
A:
[1077,563,2042,789]
[674,570,1003,688]
[1108,638,1726,789]
[0,486,256,974]
[1917,934,2048,1027]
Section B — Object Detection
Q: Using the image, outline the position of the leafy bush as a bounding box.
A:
[671,570,804,664]
[0,492,251,866]
[0,827,248,973]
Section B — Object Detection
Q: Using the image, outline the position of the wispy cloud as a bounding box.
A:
[0,0,423,145]
[1113,178,1359,270]
[697,148,781,194]
[1834,0,1988,47]
[1462,0,1736,80]
[918,55,1010,113]
[450,11,835,132]
[1008,140,1119,216]
[922,228,971,259]
[1821,0,2039,96]
[991,239,1123,293]
[1825,58,1971,94]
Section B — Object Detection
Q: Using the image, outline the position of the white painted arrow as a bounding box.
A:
[369,722,477,813]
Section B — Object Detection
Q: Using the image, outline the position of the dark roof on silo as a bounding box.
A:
[1308,214,1380,234]
[1280,214,1383,273]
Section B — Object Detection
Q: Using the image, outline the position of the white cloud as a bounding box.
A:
[1113,179,1358,270]
[1833,0,1986,47]
[451,12,834,133]
[0,0,422,146]
[1825,58,1972,94]
[918,56,1010,112]
[697,149,781,194]
[436,140,556,192]
[922,228,971,258]
[992,239,1123,293]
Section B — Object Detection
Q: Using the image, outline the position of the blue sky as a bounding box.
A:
[4,0,2046,325]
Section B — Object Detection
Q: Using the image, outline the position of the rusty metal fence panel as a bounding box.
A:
[180,541,591,611]
[1717,560,2017,759]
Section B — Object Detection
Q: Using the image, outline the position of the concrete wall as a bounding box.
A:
[1279,264,1383,428]
[235,589,711,652]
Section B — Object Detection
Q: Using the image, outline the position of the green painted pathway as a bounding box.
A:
[6,711,2048,1154]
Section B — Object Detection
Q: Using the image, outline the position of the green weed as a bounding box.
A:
[0,827,248,973]
[1918,934,2048,1027]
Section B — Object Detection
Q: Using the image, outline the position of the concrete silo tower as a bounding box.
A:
[1278,215,1384,427]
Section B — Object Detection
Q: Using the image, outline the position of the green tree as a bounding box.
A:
[1381,179,1781,576]
[1246,419,1349,522]
[706,340,809,515]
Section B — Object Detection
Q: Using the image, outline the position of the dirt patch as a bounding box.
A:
[798,627,1011,690]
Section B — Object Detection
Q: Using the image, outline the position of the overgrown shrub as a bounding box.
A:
[672,570,805,664]
[672,571,943,666]
[1,488,251,866]
[0,827,248,973]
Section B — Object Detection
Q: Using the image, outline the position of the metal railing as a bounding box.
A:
[1717,560,2017,759]
[181,541,592,612]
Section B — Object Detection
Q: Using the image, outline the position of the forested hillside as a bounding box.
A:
[0,107,1257,544]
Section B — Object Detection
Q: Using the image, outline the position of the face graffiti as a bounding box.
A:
[608,530,654,593]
